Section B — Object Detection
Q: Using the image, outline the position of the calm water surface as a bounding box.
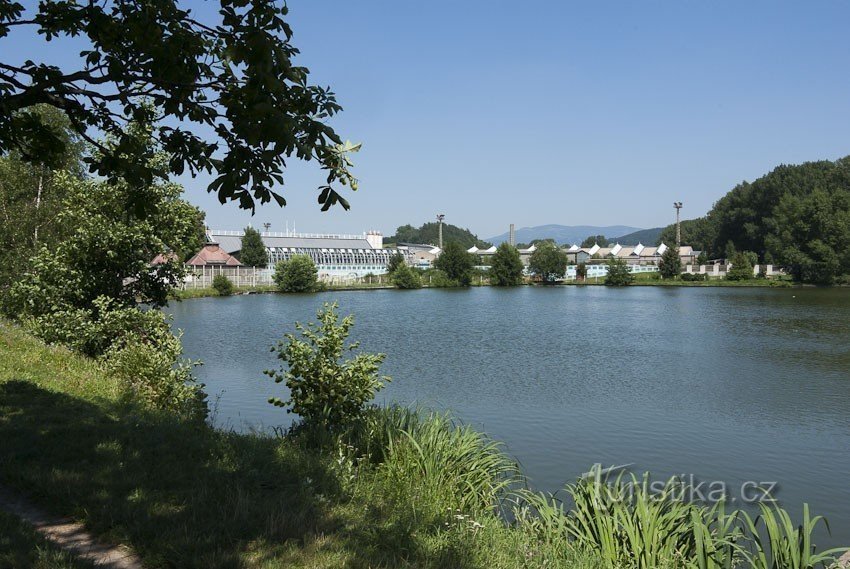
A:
[170,286,850,545]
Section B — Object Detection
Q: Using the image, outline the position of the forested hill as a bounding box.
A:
[658,156,850,283]
[386,222,491,249]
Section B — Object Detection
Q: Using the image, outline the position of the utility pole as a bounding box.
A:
[673,202,683,248]
[436,214,445,249]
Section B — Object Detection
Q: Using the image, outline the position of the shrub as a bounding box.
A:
[433,241,474,286]
[576,262,587,281]
[386,252,405,275]
[423,269,458,288]
[21,296,207,418]
[273,255,318,292]
[266,303,390,430]
[104,331,206,419]
[604,257,634,286]
[390,264,421,289]
[681,272,708,282]
[212,274,234,296]
[726,251,754,281]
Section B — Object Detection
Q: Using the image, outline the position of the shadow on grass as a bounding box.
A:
[0,381,479,568]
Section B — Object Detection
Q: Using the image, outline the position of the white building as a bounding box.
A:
[207,229,413,279]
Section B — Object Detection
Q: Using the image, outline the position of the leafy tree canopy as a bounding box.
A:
[433,241,474,286]
[581,235,607,247]
[0,1,358,214]
[6,134,202,314]
[387,222,490,249]
[273,255,318,293]
[490,242,524,286]
[528,241,567,283]
[386,252,405,275]
[659,156,850,283]
[239,226,267,268]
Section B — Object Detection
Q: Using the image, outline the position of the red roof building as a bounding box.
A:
[186,243,243,267]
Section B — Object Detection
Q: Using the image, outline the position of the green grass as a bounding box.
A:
[171,284,278,299]
[0,320,597,568]
[0,509,93,569]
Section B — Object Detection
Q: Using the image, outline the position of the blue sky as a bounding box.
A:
[8,1,850,238]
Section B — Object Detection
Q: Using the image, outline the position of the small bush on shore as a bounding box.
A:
[266,302,389,430]
[390,264,422,289]
[212,274,235,296]
[273,255,319,292]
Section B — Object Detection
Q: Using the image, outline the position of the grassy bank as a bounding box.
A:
[0,509,92,569]
[0,320,596,568]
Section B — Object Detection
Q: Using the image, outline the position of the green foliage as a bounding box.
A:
[273,255,318,293]
[386,252,405,275]
[6,141,203,314]
[581,234,607,247]
[239,226,268,267]
[661,157,850,283]
[433,241,474,286]
[518,467,848,569]
[212,274,235,296]
[658,246,682,279]
[740,502,847,569]
[266,303,390,430]
[658,217,716,252]
[529,241,567,283]
[697,251,709,265]
[726,252,754,281]
[681,272,709,282]
[0,2,359,213]
[604,257,634,286]
[374,410,519,515]
[390,264,422,289]
[18,296,205,417]
[104,325,205,420]
[0,105,85,295]
[388,222,490,249]
[576,262,588,280]
[421,269,458,288]
[490,243,524,286]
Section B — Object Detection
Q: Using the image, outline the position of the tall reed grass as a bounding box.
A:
[516,466,847,569]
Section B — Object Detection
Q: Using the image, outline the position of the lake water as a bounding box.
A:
[169,286,850,546]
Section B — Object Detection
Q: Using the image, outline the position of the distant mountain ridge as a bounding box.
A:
[487,224,644,246]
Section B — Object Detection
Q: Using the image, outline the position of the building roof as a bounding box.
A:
[208,230,376,254]
[186,243,242,266]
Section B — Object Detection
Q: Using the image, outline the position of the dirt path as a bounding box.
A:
[0,485,143,568]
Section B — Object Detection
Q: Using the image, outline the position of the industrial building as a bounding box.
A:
[205,229,413,278]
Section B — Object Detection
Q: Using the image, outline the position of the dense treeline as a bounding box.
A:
[387,222,491,249]
[659,157,850,283]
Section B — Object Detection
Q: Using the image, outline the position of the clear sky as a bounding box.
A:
[8,1,850,238]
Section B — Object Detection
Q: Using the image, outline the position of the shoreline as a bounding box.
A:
[171,277,805,300]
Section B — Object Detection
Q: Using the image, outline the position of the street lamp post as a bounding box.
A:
[673,202,683,248]
[436,214,445,249]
